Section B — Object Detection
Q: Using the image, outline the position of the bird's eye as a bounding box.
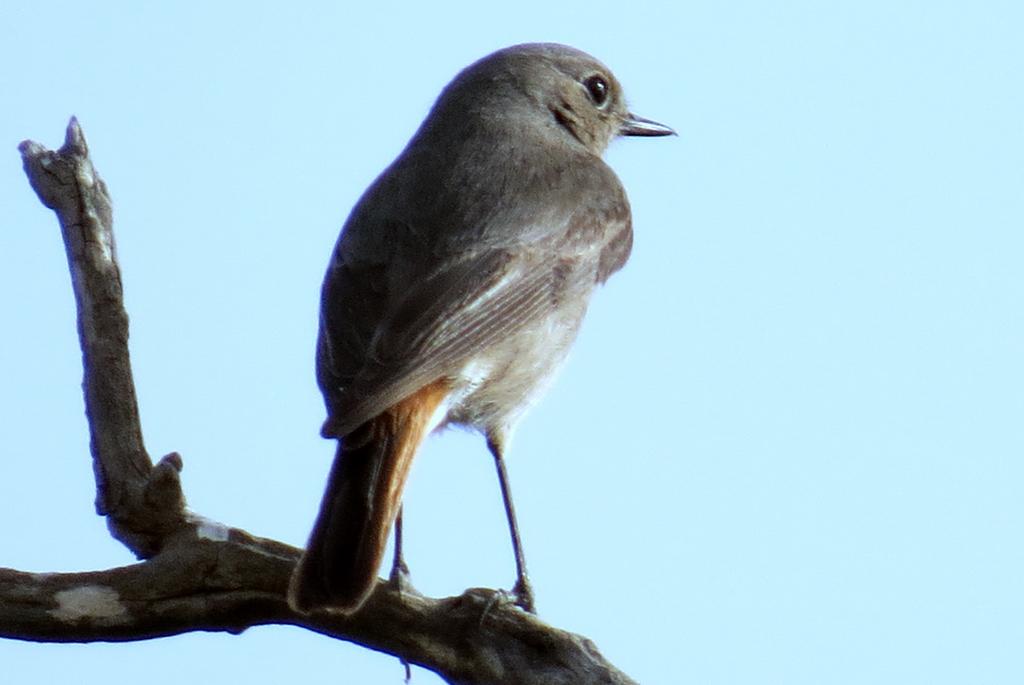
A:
[584,75,610,108]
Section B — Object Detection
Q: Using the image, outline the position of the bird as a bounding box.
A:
[288,42,673,615]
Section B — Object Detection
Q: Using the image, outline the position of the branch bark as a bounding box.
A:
[18,118,183,557]
[3,119,639,685]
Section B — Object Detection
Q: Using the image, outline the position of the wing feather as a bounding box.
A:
[322,245,587,436]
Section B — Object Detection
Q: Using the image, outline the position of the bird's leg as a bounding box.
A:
[388,505,414,595]
[390,513,415,681]
[487,436,536,613]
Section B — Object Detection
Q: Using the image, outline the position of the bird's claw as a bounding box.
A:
[511,577,536,614]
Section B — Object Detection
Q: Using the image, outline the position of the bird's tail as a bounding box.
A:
[288,380,450,614]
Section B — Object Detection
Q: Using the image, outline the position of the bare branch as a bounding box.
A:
[19,120,185,557]
[0,528,636,684]
[6,120,639,685]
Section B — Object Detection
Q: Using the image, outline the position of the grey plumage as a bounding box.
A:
[291,42,672,614]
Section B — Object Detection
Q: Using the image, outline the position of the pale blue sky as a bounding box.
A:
[2,2,1022,683]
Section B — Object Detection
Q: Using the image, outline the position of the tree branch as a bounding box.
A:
[5,119,638,685]
[19,118,183,557]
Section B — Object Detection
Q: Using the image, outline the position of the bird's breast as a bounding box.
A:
[439,302,588,436]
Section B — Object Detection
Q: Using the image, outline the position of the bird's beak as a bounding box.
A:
[620,113,676,137]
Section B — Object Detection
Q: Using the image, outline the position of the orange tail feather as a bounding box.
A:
[289,380,449,613]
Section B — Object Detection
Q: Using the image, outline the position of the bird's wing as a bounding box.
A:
[318,240,596,438]
[318,152,634,438]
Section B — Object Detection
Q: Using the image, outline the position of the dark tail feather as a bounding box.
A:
[288,421,395,613]
[288,381,449,614]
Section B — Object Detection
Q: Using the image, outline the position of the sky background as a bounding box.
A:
[2,2,1022,683]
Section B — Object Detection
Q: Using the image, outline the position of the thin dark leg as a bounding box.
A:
[389,506,412,591]
[486,436,536,613]
[390,511,414,680]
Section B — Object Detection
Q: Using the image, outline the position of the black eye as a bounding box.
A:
[584,75,610,107]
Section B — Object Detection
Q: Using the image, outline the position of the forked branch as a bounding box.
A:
[2,119,637,685]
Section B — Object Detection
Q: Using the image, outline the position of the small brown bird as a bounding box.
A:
[289,43,673,615]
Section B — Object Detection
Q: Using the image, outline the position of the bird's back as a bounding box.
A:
[316,48,635,439]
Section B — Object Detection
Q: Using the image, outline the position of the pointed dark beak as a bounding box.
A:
[620,113,676,137]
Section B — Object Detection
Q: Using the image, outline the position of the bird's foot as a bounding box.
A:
[511,576,536,614]
[477,581,537,626]
[387,557,418,599]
